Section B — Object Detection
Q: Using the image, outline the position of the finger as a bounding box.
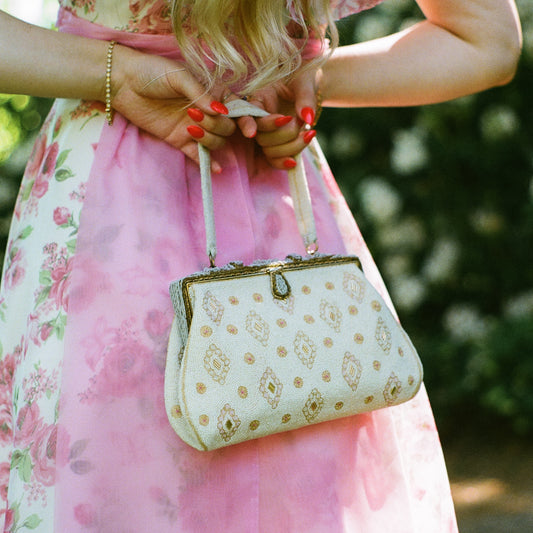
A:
[260,129,316,160]
[187,107,236,137]
[292,70,319,126]
[185,125,229,151]
[236,116,258,139]
[256,120,302,147]
[254,114,295,134]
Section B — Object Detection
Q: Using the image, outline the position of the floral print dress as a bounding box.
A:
[0,1,458,532]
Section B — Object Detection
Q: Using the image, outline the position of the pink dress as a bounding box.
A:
[0,1,458,531]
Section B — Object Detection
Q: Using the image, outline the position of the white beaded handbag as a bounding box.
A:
[164,101,423,451]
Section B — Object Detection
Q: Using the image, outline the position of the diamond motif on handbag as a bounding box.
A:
[375,317,392,354]
[217,404,241,442]
[343,272,366,303]
[294,330,317,369]
[342,352,363,392]
[319,299,342,333]
[383,372,402,405]
[204,344,230,384]
[303,388,324,423]
[259,367,283,408]
[202,291,224,325]
[246,310,270,347]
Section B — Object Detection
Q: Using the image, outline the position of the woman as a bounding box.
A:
[0,1,521,532]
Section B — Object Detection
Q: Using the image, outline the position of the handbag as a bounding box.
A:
[164,100,423,451]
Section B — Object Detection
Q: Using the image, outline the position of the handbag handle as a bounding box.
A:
[198,99,318,267]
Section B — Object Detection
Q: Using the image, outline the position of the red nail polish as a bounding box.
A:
[301,107,315,126]
[187,125,205,139]
[210,101,229,115]
[187,108,204,122]
[303,129,316,144]
[274,115,292,127]
[283,158,297,169]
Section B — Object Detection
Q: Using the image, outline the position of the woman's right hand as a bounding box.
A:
[110,44,237,173]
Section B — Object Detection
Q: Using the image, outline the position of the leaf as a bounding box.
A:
[71,459,94,475]
[54,321,65,341]
[66,238,77,255]
[19,453,33,483]
[23,514,43,529]
[39,270,52,286]
[55,167,75,182]
[10,449,24,468]
[69,439,90,460]
[22,181,34,202]
[19,226,33,240]
[35,286,51,308]
[55,149,71,169]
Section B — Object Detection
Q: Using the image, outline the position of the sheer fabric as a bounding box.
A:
[0,1,458,531]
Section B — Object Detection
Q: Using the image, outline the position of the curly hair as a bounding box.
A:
[170,0,337,95]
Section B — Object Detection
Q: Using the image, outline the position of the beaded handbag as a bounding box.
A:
[164,101,423,451]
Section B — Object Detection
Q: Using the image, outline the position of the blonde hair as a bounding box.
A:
[170,0,337,95]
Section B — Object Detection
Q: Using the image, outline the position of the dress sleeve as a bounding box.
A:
[330,0,387,20]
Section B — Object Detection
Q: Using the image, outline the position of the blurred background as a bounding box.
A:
[1,1,532,531]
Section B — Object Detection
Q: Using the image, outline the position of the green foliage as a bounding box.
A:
[0,95,52,251]
[320,3,533,438]
[1,2,532,438]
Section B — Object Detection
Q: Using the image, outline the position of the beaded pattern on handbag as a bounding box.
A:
[164,100,423,451]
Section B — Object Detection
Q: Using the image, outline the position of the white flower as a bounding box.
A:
[358,176,402,224]
[390,276,427,312]
[422,239,460,283]
[383,254,412,279]
[504,290,533,318]
[378,217,426,250]
[443,304,489,342]
[391,128,429,175]
[329,128,363,159]
[480,105,519,141]
[470,209,505,236]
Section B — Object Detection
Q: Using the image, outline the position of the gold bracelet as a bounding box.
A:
[105,40,117,126]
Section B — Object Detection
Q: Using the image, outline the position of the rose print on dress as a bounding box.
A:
[3,226,32,290]
[80,318,161,402]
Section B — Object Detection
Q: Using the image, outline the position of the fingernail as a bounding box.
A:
[274,115,292,127]
[210,101,229,115]
[303,129,316,144]
[213,163,223,174]
[187,125,205,139]
[283,158,297,169]
[301,107,315,126]
[247,130,257,138]
[187,108,204,122]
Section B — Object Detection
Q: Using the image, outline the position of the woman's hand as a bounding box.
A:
[111,45,237,172]
[236,66,320,170]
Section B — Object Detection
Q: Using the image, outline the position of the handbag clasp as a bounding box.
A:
[269,268,291,300]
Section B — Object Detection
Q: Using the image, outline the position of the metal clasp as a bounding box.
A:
[269,267,291,300]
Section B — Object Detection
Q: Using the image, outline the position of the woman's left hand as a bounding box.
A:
[235,67,320,170]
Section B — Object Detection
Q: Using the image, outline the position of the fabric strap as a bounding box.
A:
[200,99,318,266]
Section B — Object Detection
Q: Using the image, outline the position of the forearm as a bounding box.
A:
[0,9,108,100]
[322,0,522,107]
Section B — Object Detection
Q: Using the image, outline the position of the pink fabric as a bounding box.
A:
[3,5,456,532]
